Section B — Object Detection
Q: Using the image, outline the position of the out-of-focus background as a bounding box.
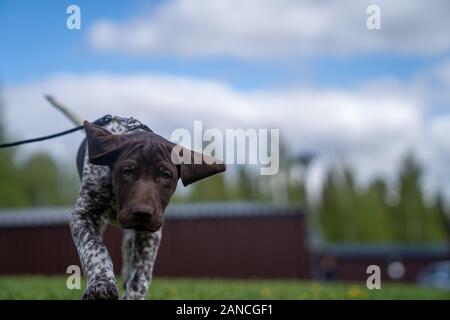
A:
[1,0,450,299]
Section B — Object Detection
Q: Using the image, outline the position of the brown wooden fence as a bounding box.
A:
[1,204,448,282]
[0,204,310,278]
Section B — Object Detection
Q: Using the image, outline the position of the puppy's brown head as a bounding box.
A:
[84,121,225,232]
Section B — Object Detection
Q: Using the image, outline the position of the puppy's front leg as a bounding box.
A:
[70,210,119,300]
[123,230,162,300]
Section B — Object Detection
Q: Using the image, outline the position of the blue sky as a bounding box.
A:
[0,0,444,89]
[0,0,139,84]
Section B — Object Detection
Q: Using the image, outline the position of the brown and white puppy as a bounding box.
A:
[70,118,225,300]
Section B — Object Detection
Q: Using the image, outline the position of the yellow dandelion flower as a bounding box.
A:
[346,286,367,299]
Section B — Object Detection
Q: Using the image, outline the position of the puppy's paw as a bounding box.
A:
[82,279,119,300]
[123,291,146,300]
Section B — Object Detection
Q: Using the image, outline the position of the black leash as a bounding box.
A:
[0,125,84,148]
[0,114,118,149]
[0,114,152,149]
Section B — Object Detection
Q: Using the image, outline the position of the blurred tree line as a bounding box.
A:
[318,155,449,243]
[0,97,78,207]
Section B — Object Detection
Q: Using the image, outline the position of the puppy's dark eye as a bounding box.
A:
[122,168,133,177]
[160,168,172,179]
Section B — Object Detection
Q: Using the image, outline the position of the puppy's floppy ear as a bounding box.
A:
[173,146,226,186]
[84,121,126,166]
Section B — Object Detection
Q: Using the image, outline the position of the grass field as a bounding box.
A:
[0,277,449,300]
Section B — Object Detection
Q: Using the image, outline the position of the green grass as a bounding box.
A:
[0,276,449,300]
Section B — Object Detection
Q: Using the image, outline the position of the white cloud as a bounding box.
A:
[89,0,450,59]
[3,71,427,193]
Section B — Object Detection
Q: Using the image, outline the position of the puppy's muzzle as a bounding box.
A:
[119,205,164,232]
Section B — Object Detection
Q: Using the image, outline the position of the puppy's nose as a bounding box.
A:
[132,206,154,218]
[132,207,164,232]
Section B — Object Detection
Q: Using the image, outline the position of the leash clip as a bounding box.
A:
[127,117,152,132]
[93,114,113,126]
